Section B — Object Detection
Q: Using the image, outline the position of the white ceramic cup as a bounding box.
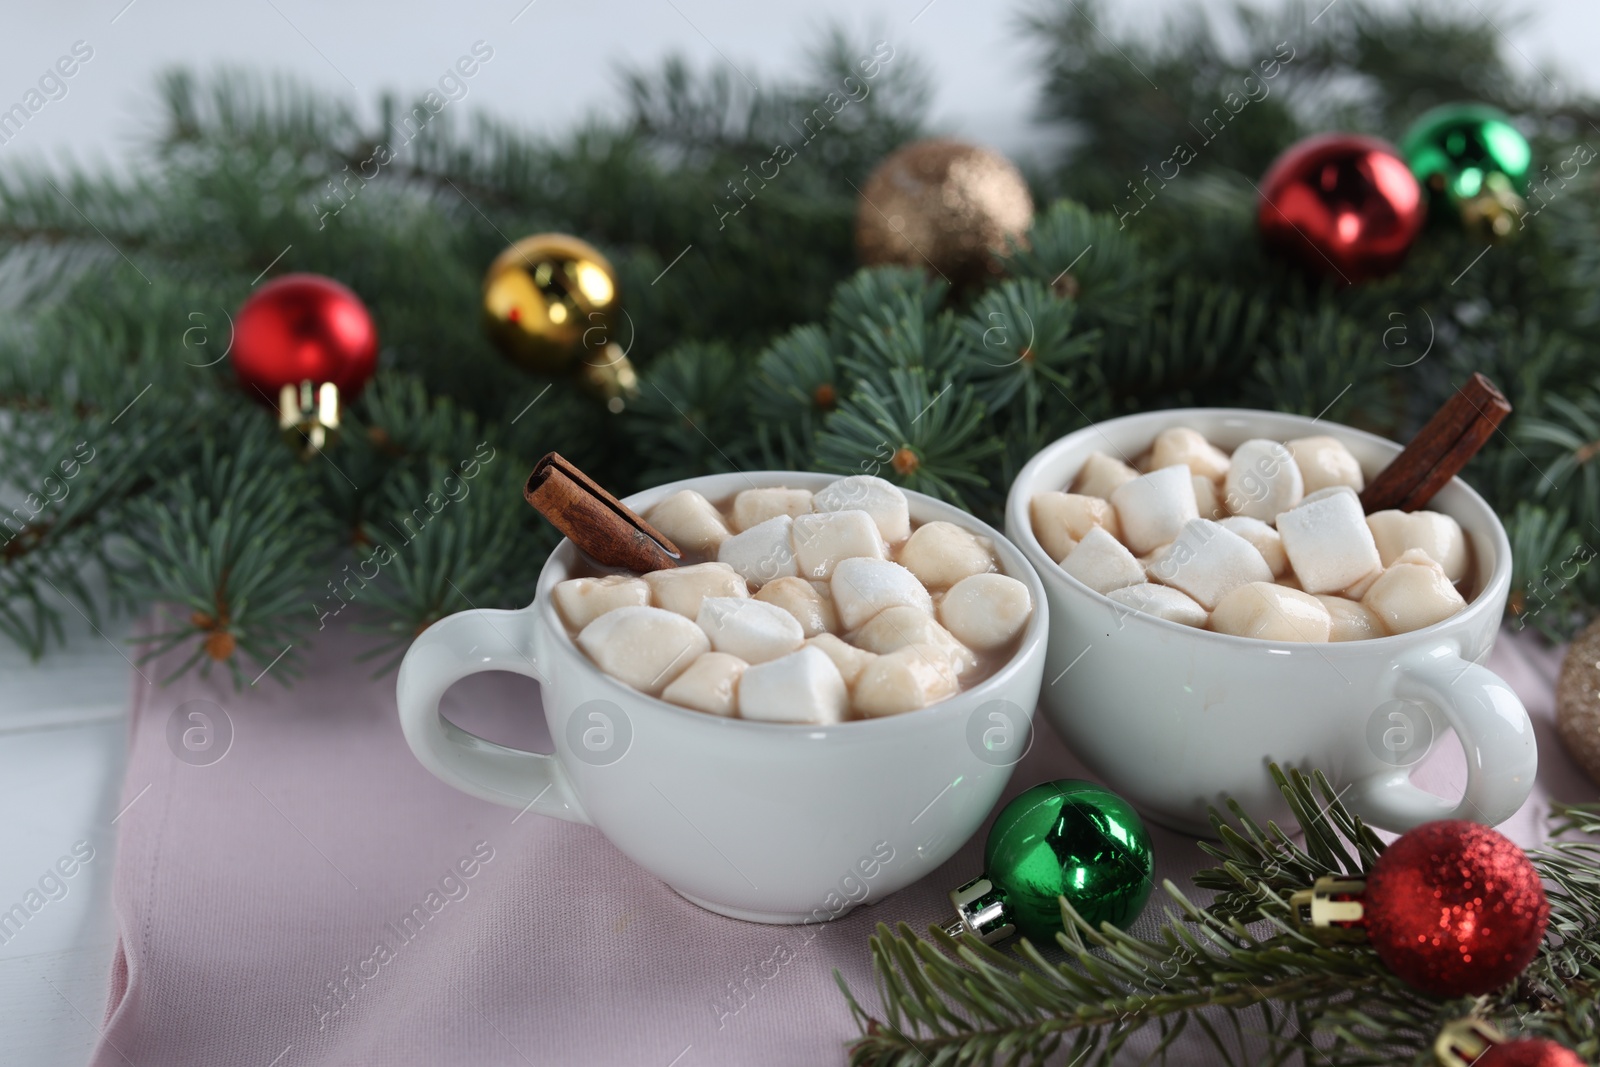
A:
[1005,408,1536,836]
[396,471,1048,923]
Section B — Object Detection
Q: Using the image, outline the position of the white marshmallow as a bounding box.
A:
[738,646,848,724]
[805,633,878,688]
[754,577,837,637]
[897,521,996,589]
[1218,516,1289,578]
[577,606,710,694]
[1028,492,1120,562]
[853,644,961,717]
[1058,526,1146,595]
[1287,435,1364,495]
[813,476,911,543]
[717,515,798,587]
[697,596,805,664]
[645,489,731,554]
[1224,439,1303,521]
[730,487,813,532]
[1193,475,1226,521]
[1151,426,1231,481]
[644,562,748,619]
[1275,488,1382,595]
[1362,549,1468,635]
[1367,509,1470,583]
[661,652,748,716]
[1146,519,1274,610]
[830,557,933,630]
[938,573,1033,652]
[1105,583,1208,628]
[1111,465,1200,555]
[1315,595,1384,642]
[552,575,651,630]
[1071,452,1140,500]
[791,509,887,579]
[854,605,978,677]
[1209,582,1332,642]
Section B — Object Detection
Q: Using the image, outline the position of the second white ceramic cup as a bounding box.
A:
[1006,408,1536,836]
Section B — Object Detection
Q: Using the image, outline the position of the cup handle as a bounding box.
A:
[395,606,590,823]
[1348,643,1536,830]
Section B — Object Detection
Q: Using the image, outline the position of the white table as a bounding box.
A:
[0,608,133,1067]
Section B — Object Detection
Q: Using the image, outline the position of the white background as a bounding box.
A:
[0,0,1596,173]
[0,1,1596,1064]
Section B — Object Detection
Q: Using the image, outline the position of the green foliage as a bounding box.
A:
[838,768,1600,1066]
[2,0,1600,676]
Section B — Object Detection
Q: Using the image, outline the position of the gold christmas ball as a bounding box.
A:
[855,138,1034,288]
[482,233,638,410]
[1557,618,1600,788]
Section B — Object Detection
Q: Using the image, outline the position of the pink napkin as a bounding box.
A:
[91,625,1593,1067]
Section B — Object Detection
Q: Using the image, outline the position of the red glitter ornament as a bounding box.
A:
[1364,820,1548,998]
[1256,133,1425,283]
[1474,1037,1587,1067]
[231,274,378,452]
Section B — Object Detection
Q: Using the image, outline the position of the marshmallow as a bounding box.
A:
[1071,452,1140,500]
[813,475,911,543]
[939,573,1033,651]
[1223,439,1303,521]
[1209,582,1332,642]
[697,596,805,664]
[577,606,709,694]
[1132,450,1157,473]
[1218,516,1288,578]
[1111,465,1200,554]
[806,633,878,688]
[738,646,848,724]
[1105,583,1208,628]
[717,515,798,587]
[661,652,748,716]
[1058,526,1146,595]
[1028,492,1120,562]
[645,490,731,554]
[730,487,813,532]
[897,521,996,589]
[754,577,837,637]
[1287,435,1364,495]
[831,557,933,630]
[1151,426,1231,482]
[1146,519,1274,610]
[1192,475,1225,521]
[644,561,749,619]
[853,644,961,717]
[1275,488,1383,595]
[791,509,887,580]
[1315,595,1384,642]
[552,575,651,630]
[1362,549,1467,635]
[854,605,977,676]
[1367,509,1470,583]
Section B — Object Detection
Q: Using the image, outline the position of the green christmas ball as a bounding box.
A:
[1400,103,1531,240]
[983,780,1154,942]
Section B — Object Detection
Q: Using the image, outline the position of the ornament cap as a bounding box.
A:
[944,875,1016,945]
[277,381,341,457]
[1289,875,1367,934]
[578,344,640,413]
[1434,1017,1505,1067]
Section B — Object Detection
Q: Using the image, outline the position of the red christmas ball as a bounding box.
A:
[1363,821,1548,998]
[1475,1037,1586,1067]
[1257,133,1425,282]
[231,273,378,403]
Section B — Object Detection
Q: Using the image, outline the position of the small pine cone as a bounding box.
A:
[204,631,236,661]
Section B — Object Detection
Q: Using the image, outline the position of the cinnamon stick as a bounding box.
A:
[524,453,681,572]
[1359,373,1510,513]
